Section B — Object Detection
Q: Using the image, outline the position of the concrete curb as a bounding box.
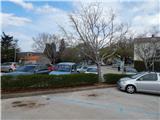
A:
[2,85,116,99]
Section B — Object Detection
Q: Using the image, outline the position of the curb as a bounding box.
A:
[2,85,116,99]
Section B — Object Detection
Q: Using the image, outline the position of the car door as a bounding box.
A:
[36,65,49,74]
[135,73,159,93]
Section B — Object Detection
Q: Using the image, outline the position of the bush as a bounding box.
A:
[103,73,131,84]
[1,74,98,91]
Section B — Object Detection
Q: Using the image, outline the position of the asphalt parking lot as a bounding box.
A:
[2,87,160,120]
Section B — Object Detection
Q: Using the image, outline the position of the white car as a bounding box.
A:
[49,62,77,75]
[77,66,88,73]
[85,67,98,74]
[117,72,160,94]
[1,62,19,72]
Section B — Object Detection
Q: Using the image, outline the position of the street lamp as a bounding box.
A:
[14,40,18,62]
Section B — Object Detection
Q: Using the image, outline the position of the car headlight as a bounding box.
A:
[120,80,126,84]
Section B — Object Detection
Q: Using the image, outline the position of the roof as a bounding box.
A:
[18,52,43,56]
[57,62,76,65]
[134,37,160,43]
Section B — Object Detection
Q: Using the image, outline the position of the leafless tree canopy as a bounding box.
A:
[62,3,129,82]
[135,38,160,71]
[32,33,59,52]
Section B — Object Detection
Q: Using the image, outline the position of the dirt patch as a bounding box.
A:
[13,103,28,107]
[46,98,50,100]
[12,100,46,109]
[12,101,22,104]
[87,93,99,97]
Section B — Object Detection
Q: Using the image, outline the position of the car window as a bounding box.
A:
[38,65,48,71]
[83,66,88,69]
[130,73,143,79]
[87,68,97,72]
[56,65,71,72]
[138,73,158,81]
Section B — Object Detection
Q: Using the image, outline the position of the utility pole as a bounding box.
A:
[14,40,18,62]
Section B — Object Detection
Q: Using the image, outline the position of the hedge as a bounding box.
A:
[1,74,98,91]
[103,73,131,84]
[134,61,160,72]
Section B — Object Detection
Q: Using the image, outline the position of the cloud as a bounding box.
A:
[1,3,70,51]
[2,1,160,52]
[0,13,32,28]
[9,0,33,10]
[6,31,34,52]
[35,4,61,14]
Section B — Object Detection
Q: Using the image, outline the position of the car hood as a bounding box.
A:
[2,71,33,76]
[49,71,71,75]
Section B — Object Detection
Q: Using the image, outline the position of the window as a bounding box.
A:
[138,73,158,81]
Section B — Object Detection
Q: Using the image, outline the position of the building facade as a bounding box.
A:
[134,36,160,71]
[17,52,51,65]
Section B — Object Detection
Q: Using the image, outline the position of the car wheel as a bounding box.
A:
[126,85,136,94]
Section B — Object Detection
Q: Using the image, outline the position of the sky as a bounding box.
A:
[1,0,160,52]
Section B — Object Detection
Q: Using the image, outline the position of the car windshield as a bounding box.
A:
[87,68,97,72]
[77,65,82,69]
[130,73,143,79]
[16,66,36,72]
[55,65,71,72]
[83,66,88,69]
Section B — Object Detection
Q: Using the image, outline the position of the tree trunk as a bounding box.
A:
[144,60,148,71]
[97,62,104,83]
[152,60,155,72]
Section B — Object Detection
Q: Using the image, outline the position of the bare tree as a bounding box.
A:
[32,33,59,52]
[32,33,65,64]
[61,3,129,82]
[44,42,56,64]
[135,37,160,71]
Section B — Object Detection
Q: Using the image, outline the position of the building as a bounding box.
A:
[134,36,160,71]
[17,52,51,65]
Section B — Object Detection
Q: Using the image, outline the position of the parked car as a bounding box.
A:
[117,72,160,94]
[112,61,121,68]
[77,65,88,73]
[123,67,137,75]
[1,62,19,72]
[2,64,49,76]
[85,67,98,74]
[49,62,77,75]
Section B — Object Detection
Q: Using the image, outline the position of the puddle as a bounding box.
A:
[12,100,46,109]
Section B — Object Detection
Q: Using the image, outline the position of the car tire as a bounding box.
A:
[126,85,136,94]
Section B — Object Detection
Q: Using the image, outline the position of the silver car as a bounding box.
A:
[1,62,18,72]
[117,72,160,94]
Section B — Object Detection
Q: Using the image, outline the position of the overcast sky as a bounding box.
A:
[1,0,160,52]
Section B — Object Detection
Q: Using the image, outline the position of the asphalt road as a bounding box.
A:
[2,87,160,120]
